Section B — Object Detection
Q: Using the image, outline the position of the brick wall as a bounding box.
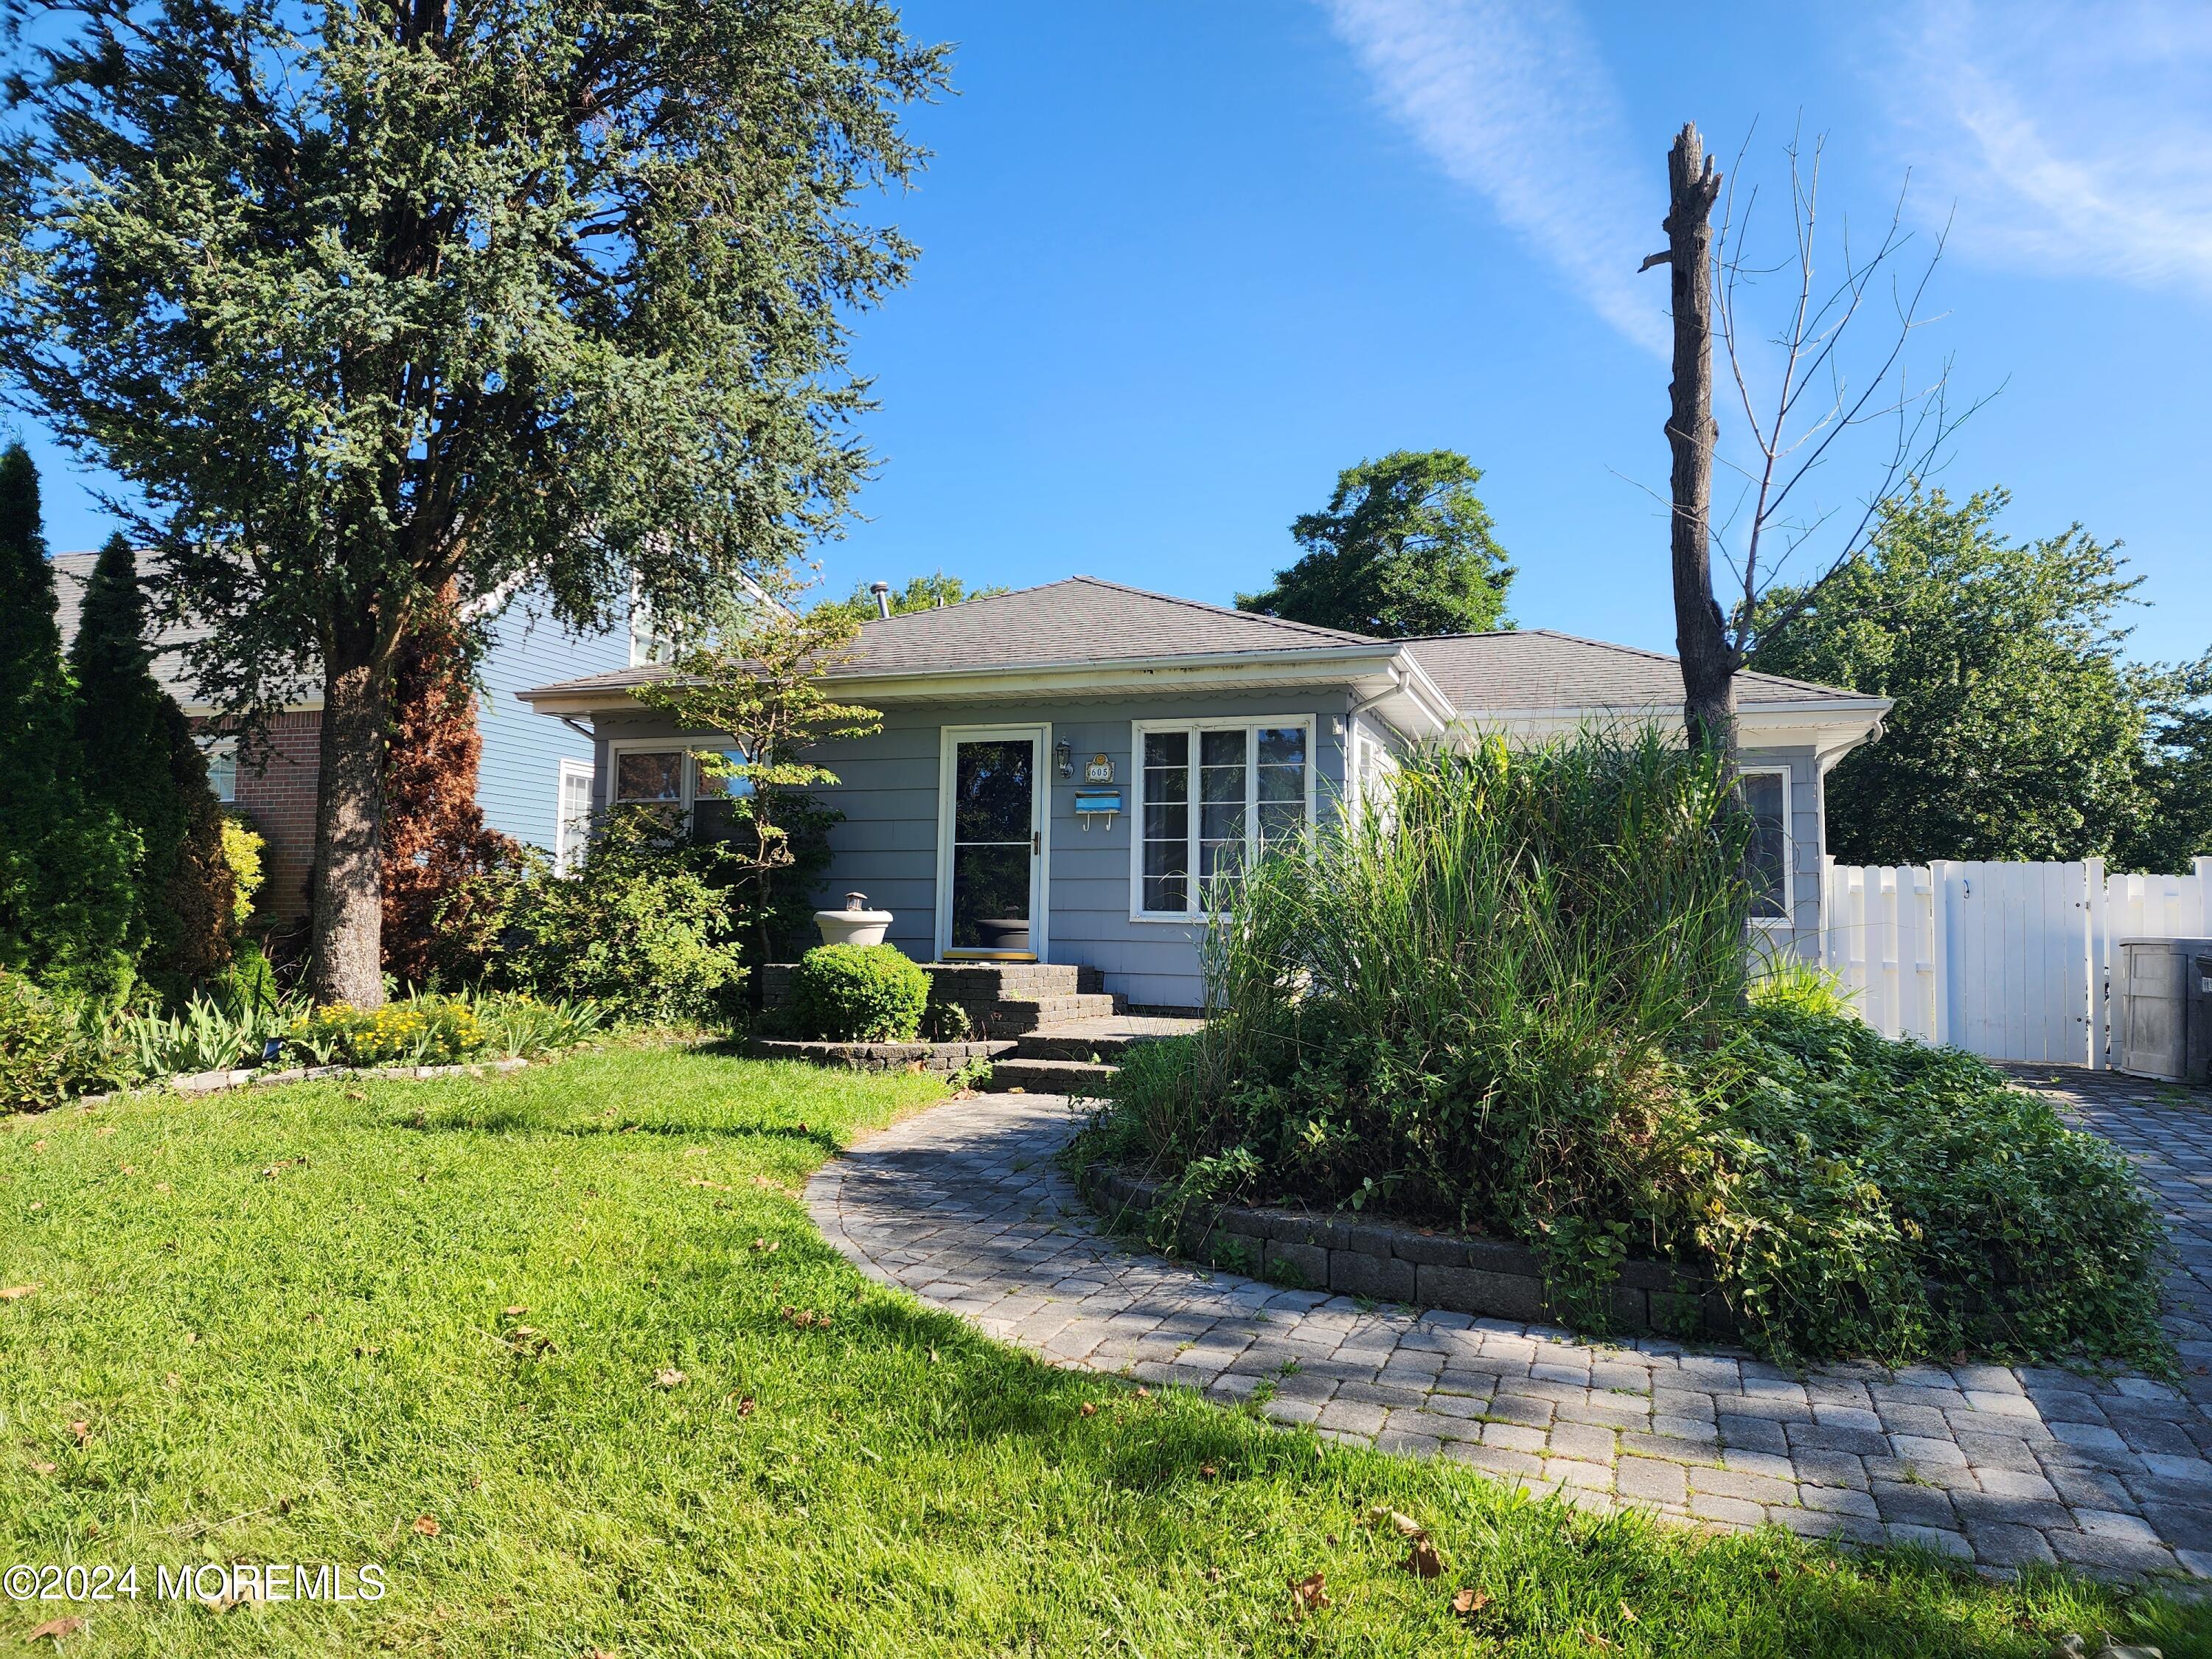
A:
[201,712,322,923]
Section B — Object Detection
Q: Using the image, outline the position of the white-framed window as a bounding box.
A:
[605,737,748,830]
[201,735,238,804]
[1738,767,1792,925]
[554,759,594,874]
[1131,716,1315,920]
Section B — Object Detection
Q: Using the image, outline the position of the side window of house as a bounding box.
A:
[1137,721,1309,918]
[201,735,238,804]
[689,748,750,842]
[613,749,685,805]
[1739,770,1790,922]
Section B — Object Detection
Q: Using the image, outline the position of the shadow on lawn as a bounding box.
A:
[819,1295,2199,1658]
[391,1107,844,1154]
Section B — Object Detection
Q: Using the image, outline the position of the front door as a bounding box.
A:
[938,727,1047,960]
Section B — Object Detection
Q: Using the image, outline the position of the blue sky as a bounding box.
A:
[13,0,2210,664]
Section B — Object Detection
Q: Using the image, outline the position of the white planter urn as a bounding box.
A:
[815,891,894,949]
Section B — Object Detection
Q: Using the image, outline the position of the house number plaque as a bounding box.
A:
[1084,754,1116,783]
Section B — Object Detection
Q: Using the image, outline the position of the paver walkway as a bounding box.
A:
[806,1068,2212,1582]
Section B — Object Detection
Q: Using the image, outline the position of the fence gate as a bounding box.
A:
[1822,855,2212,1067]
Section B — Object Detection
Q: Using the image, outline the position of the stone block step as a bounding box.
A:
[962,995,1121,1037]
[979,1057,1119,1096]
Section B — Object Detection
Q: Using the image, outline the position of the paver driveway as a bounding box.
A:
[806,1068,2212,1581]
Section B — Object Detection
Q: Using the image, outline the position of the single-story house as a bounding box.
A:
[50,552,639,920]
[518,577,1889,1009]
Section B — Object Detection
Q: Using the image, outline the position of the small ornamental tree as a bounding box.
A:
[1237,451,1514,639]
[0,0,947,1006]
[0,443,134,995]
[632,595,883,978]
[69,532,235,992]
[380,588,521,987]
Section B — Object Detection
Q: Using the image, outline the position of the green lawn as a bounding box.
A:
[1,1044,2204,1657]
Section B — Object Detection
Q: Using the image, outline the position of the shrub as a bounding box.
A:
[1,969,90,1112]
[220,818,265,926]
[500,809,744,1026]
[288,992,485,1068]
[790,944,929,1042]
[1086,731,2169,1367]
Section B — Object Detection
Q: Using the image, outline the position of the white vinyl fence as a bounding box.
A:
[1820,855,2212,1067]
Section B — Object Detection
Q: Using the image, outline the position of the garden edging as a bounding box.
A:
[748,1037,1016,1076]
[1077,1163,1740,1340]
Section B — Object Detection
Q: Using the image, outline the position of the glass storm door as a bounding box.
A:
[942,730,1043,958]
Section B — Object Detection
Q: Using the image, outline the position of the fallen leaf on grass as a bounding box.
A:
[734,1397,757,1417]
[1200,1464,1217,1479]
[503,1305,527,1318]
[152,1184,169,1194]
[750,1237,779,1253]
[1287,1571,1331,1619]
[346,1091,366,1102]
[413,1515,441,1536]
[779,1306,832,1330]
[95,1125,115,1137]
[503,1328,553,1357]
[1135,1387,1150,1399]
[1079,1402,1098,1418]
[0,1285,38,1301]
[1368,1506,1427,1540]
[1202,1566,1223,1582]
[164,1373,181,1389]
[353,1344,380,1358]
[25,1202,41,1211]
[654,1368,687,1389]
[688,1177,733,1192]
[29,1460,58,1477]
[1619,1600,1638,1623]
[118,1165,136,1176]
[1402,1539,1444,1579]
[1450,1587,1492,1620]
[24,1615,83,1643]
[69,1421,90,1446]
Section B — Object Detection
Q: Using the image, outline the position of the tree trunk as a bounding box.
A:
[1658,122,1736,754]
[308,636,389,1007]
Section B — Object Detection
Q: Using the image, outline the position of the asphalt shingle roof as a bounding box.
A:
[49,550,206,703]
[1403,629,1871,712]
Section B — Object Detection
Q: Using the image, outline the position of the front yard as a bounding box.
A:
[1,1046,2202,1656]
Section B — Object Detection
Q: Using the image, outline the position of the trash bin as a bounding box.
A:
[2113,937,2212,1084]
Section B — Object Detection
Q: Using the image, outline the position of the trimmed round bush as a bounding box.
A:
[790,944,929,1043]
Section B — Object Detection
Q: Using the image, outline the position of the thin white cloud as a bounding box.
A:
[1319,0,1668,356]
[1885,0,2212,296]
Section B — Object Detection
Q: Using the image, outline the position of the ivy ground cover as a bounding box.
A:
[1,1047,2202,1655]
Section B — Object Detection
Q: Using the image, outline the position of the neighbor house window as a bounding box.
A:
[554,760,594,875]
[201,736,237,804]
[1134,718,1312,919]
[1739,768,1791,925]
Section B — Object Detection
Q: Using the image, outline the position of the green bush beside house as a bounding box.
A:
[790,944,931,1042]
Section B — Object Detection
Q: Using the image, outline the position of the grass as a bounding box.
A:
[0,1044,2204,1657]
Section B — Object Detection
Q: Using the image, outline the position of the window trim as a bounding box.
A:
[934,722,1051,962]
[1127,714,1318,923]
[1738,764,1795,930]
[602,735,742,826]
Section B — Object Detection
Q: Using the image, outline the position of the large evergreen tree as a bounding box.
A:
[0,0,947,1006]
[0,444,134,994]
[68,532,234,991]
[1238,451,1515,639]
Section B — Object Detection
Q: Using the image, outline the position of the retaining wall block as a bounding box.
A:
[1416,1262,1549,1324]
[1262,1239,1329,1290]
[1329,1248,1416,1304]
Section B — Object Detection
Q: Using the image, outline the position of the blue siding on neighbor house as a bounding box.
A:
[476,602,629,850]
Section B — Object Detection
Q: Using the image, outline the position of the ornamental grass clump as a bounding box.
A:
[1088,730,2168,1368]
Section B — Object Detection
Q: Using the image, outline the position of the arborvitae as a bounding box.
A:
[0,443,135,995]
[68,531,234,992]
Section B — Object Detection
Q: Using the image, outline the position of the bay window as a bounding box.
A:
[1135,717,1312,919]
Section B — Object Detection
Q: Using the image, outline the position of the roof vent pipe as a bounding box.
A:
[869,580,891,619]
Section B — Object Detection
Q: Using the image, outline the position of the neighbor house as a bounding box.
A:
[51,553,638,922]
[518,577,1888,1009]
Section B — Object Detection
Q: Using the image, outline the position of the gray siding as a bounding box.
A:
[1739,742,1824,962]
[477,602,630,850]
[575,707,1832,1006]
[589,692,1357,1010]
